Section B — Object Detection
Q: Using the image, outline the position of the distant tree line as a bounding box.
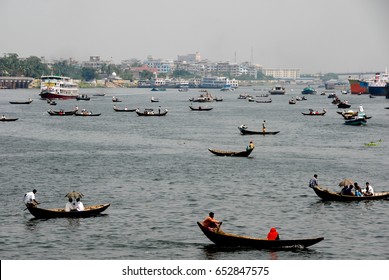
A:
[1,53,310,82]
[0,53,118,81]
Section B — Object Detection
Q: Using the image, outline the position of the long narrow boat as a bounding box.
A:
[0,117,18,122]
[238,126,280,135]
[197,222,324,249]
[26,204,110,219]
[75,112,101,116]
[189,106,213,111]
[301,110,326,116]
[113,107,136,112]
[48,109,78,116]
[9,99,33,104]
[312,186,389,201]
[208,148,254,157]
[135,109,168,116]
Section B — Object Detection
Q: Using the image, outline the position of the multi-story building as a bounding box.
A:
[262,68,300,79]
[177,52,201,63]
[82,56,112,69]
[144,58,174,73]
[200,76,239,88]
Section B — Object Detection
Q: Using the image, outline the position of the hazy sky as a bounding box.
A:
[1,0,388,73]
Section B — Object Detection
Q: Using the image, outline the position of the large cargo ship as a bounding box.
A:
[39,75,79,99]
[348,78,369,94]
[368,71,388,96]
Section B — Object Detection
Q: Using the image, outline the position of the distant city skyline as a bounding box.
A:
[1,0,388,74]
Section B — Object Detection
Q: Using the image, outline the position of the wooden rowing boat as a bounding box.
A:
[189,106,213,111]
[238,126,280,135]
[9,99,33,104]
[75,112,101,116]
[113,107,136,112]
[135,109,168,116]
[301,110,326,116]
[208,148,254,157]
[47,109,78,116]
[312,186,389,201]
[26,203,110,219]
[197,222,324,249]
[0,117,18,122]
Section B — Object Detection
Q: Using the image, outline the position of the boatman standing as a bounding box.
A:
[262,120,266,133]
[309,174,319,189]
[24,189,39,207]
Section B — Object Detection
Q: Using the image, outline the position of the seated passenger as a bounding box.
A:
[65,197,84,211]
[267,227,280,240]
[342,185,354,195]
[202,212,221,231]
[364,182,374,196]
[76,198,84,211]
[354,183,363,197]
[246,141,255,151]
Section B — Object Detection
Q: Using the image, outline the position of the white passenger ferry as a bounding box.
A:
[39,75,79,99]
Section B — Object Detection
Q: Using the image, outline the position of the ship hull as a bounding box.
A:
[39,91,78,100]
[368,85,387,96]
[348,79,369,94]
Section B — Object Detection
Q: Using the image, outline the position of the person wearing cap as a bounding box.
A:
[202,212,221,231]
[309,174,318,189]
[267,227,280,240]
[247,141,255,151]
[23,189,39,207]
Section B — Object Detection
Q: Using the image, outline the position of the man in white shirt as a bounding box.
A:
[65,197,84,211]
[24,189,39,207]
[309,174,319,189]
[364,182,374,196]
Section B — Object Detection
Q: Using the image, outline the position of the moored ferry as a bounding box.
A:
[39,75,79,99]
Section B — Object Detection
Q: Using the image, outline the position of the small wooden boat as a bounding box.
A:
[93,93,106,96]
[135,109,168,116]
[151,87,166,91]
[48,109,78,116]
[312,186,389,201]
[189,106,213,111]
[238,125,280,135]
[301,87,316,95]
[338,111,372,120]
[26,203,110,219]
[289,99,296,104]
[337,101,351,108]
[112,97,122,102]
[208,147,254,157]
[47,99,57,105]
[151,97,159,102]
[0,117,18,122]
[75,111,101,116]
[214,97,223,102]
[256,99,272,103]
[301,109,326,116]
[197,222,324,249]
[344,117,366,125]
[113,106,136,112]
[76,94,90,101]
[9,99,33,104]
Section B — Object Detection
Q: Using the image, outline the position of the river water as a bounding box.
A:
[0,86,388,260]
